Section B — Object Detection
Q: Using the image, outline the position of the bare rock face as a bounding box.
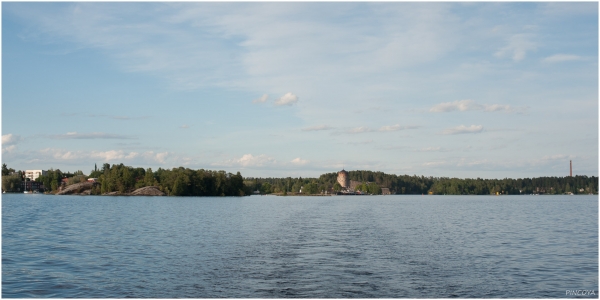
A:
[130,186,166,196]
[56,182,95,195]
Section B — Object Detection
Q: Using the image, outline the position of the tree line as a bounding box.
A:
[245,171,434,195]
[246,170,598,195]
[37,163,248,196]
[2,163,597,195]
[1,163,247,196]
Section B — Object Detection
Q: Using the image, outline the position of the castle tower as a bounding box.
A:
[337,169,349,188]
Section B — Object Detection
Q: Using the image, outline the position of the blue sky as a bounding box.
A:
[2,2,598,178]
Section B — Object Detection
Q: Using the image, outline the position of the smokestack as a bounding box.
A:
[570,160,572,177]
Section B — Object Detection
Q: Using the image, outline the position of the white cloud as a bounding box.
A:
[347,127,371,134]
[238,154,275,167]
[180,124,190,129]
[38,148,80,160]
[430,99,481,112]
[274,92,298,106]
[157,152,168,163]
[379,124,401,132]
[50,132,135,139]
[9,146,174,169]
[2,134,21,154]
[494,33,537,61]
[2,145,16,154]
[423,161,446,167]
[252,94,269,104]
[483,104,513,112]
[59,151,78,160]
[302,125,333,131]
[90,150,126,161]
[214,154,276,167]
[127,152,140,159]
[290,157,309,165]
[11,2,460,94]
[3,3,473,126]
[442,125,483,135]
[91,150,135,161]
[144,151,169,163]
[430,100,520,113]
[2,134,21,145]
[378,124,420,132]
[542,54,584,63]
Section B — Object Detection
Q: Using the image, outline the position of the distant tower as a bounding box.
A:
[570,160,572,177]
[337,169,349,188]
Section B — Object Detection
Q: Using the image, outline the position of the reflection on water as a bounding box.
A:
[2,194,598,298]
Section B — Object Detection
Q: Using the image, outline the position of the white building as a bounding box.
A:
[25,170,47,181]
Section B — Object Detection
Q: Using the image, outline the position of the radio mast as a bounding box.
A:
[570,160,572,177]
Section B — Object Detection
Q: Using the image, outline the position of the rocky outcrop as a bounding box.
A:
[56,182,95,195]
[130,186,166,196]
[56,183,165,196]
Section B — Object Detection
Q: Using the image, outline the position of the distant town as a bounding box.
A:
[2,163,597,196]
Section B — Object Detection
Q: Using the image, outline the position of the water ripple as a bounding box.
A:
[2,194,598,297]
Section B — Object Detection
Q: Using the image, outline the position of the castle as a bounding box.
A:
[337,169,349,188]
[336,169,362,191]
[336,169,391,195]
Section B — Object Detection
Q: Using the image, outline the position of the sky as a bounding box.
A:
[1,2,598,179]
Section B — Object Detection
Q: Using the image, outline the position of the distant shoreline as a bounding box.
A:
[4,165,597,196]
[7,192,597,197]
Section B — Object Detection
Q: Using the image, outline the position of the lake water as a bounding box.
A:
[2,194,598,298]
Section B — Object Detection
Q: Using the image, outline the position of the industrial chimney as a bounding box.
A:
[570,160,572,177]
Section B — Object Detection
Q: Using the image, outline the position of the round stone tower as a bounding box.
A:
[337,169,349,188]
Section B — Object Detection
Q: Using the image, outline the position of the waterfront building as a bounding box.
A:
[24,170,47,181]
[21,180,44,192]
[349,180,362,191]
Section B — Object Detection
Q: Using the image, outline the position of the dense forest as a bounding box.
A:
[2,163,598,195]
[88,163,248,196]
[247,170,598,195]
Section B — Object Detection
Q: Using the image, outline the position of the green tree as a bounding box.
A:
[367,183,381,195]
[144,168,155,186]
[2,175,22,192]
[171,176,184,196]
[2,164,14,176]
[304,182,319,194]
[260,182,272,194]
[333,182,342,192]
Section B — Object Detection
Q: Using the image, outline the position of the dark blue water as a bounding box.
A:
[2,194,598,298]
